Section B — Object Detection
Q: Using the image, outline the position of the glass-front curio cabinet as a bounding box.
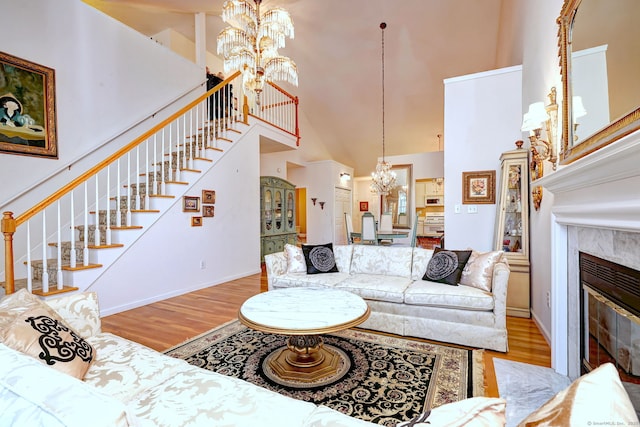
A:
[494,145,531,318]
[260,176,296,261]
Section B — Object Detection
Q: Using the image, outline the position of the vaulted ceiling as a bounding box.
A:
[85,0,510,176]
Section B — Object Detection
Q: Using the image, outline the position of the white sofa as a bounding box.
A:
[0,290,378,427]
[265,244,510,352]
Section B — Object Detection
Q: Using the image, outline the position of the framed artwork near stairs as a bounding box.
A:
[0,51,58,159]
[183,196,200,212]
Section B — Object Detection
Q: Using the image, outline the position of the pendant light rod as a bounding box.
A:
[381,22,386,161]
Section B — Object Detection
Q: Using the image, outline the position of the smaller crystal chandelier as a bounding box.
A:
[370,22,397,196]
[217,0,298,105]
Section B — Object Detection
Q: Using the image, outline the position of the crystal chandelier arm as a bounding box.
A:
[222,0,257,34]
[259,8,295,48]
[263,57,298,86]
[223,48,257,76]
[217,27,255,57]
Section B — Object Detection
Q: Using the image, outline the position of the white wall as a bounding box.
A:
[0,0,204,213]
[520,0,564,345]
[288,160,353,245]
[443,66,523,252]
[94,126,262,315]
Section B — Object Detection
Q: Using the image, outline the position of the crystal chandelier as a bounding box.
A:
[217,0,298,105]
[370,22,397,196]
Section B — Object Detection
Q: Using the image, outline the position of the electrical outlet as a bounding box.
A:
[200,260,206,270]
[467,205,478,214]
[546,291,551,308]
[454,204,461,214]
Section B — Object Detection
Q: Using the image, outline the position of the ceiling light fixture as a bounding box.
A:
[217,0,298,105]
[370,22,397,196]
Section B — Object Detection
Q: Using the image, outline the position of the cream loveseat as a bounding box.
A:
[265,244,510,352]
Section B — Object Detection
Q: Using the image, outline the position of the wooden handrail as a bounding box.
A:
[266,80,296,99]
[15,71,242,227]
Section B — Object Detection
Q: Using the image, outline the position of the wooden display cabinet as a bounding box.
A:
[494,146,530,318]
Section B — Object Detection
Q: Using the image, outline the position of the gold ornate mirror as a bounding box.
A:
[558,0,640,164]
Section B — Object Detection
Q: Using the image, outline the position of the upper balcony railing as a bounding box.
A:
[1,72,299,295]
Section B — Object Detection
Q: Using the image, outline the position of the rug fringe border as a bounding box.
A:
[472,349,486,397]
[163,318,240,353]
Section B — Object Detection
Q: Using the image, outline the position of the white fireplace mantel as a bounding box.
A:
[536,130,640,232]
[536,129,640,377]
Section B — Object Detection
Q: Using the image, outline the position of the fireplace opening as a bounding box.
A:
[580,252,640,383]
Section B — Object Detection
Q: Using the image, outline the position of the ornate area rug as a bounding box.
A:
[165,320,484,426]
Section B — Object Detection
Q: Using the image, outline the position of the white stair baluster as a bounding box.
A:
[144,139,150,207]
[83,182,89,267]
[56,201,63,290]
[26,221,32,292]
[41,211,49,294]
[116,158,122,226]
[106,167,112,245]
[135,145,141,211]
[126,153,132,226]
[94,173,100,246]
[160,129,166,195]
[69,190,76,269]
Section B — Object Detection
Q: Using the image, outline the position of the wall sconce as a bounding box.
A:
[521,87,558,170]
[572,96,587,142]
[340,172,351,181]
[311,198,317,206]
[319,201,325,210]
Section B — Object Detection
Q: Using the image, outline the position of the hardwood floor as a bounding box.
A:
[101,270,551,398]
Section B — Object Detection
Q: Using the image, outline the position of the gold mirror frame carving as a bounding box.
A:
[558,0,640,165]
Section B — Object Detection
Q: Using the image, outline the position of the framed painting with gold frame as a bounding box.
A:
[0,51,57,158]
[462,170,495,204]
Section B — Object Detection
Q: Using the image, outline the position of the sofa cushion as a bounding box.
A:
[0,289,47,334]
[271,272,351,289]
[335,274,413,304]
[332,245,354,273]
[0,343,135,427]
[45,291,102,339]
[517,362,639,427]
[411,247,434,281]
[126,363,318,427]
[284,244,307,273]
[397,397,506,427]
[1,306,94,380]
[423,248,472,286]
[302,243,339,274]
[350,245,414,278]
[460,250,504,292]
[404,281,494,311]
[84,332,188,402]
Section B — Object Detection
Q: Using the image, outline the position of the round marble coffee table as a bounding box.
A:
[238,287,370,383]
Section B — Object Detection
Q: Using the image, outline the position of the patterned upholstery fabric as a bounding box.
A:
[0,291,378,427]
[0,343,133,427]
[265,244,510,352]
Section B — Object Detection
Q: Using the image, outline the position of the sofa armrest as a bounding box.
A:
[45,291,102,338]
[491,262,510,329]
[264,252,287,291]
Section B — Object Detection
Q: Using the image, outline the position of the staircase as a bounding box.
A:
[1,73,300,299]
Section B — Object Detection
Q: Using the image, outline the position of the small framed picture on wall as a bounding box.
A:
[359,201,369,212]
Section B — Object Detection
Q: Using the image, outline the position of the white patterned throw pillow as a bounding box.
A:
[284,243,307,273]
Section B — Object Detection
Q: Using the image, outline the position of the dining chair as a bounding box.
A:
[378,212,394,245]
[379,213,393,233]
[344,212,355,244]
[360,212,378,245]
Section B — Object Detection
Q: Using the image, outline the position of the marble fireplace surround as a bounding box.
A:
[537,129,640,379]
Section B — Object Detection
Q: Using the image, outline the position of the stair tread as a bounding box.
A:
[1,279,79,296]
